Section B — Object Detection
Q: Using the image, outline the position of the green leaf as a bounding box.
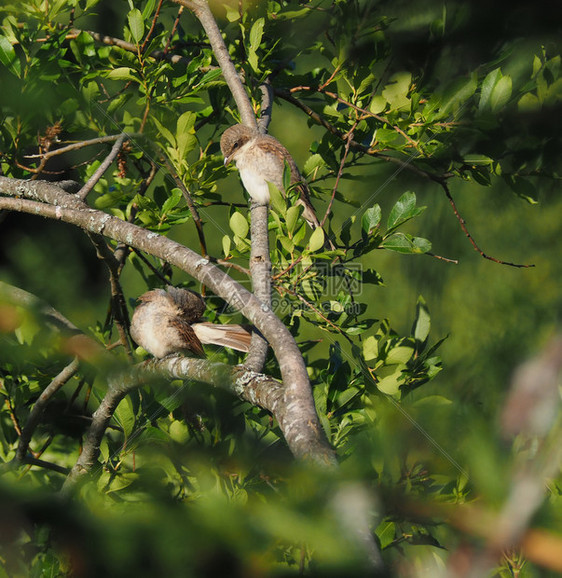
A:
[504,175,538,204]
[151,117,176,148]
[222,235,231,257]
[308,227,325,252]
[363,335,378,361]
[382,71,412,110]
[286,205,301,234]
[518,92,540,112]
[224,4,240,21]
[177,111,196,135]
[194,68,223,89]
[268,182,286,216]
[273,7,311,20]
[0,36,20,77]
[376,521,396,549]
[303,154,325,177]
[479,68,501,111]
[247,17,264,73]
[376,369,403,395]
[440,73,477,116]
[413,296,431,344]
[176,111,197,159]
[412,395,452,409]
[369,95,386,114]
[107,67,139,82]
[362,205,382,235]
[278,235,295,253]
[229,211,249,238]
[490,75,512,111]
[128,8,144,44]
[282,162,292,192]
[142,0,157,19]
[161,188,182,214]
[114,396,136,437]
[387,191,423,231]
[386,345,414,364]
[381,233,431,254]
[249,18,265,52]
[169,420,189,443]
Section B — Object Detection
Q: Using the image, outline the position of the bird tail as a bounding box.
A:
[191,323,253,353]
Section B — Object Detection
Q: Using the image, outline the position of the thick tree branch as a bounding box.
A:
[60,356,284,494]
[16,358,80,463]
[0,177,335,465]
[258,79,274,134]
[61,372,141,496]
[244,202,271,372]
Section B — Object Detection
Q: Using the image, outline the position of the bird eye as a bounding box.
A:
[233,141,239,149]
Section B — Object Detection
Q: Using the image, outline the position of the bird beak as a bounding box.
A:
[223,155,231,166]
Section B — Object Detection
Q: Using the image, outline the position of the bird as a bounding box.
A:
[220,124,322,229]
[130,286,252,358]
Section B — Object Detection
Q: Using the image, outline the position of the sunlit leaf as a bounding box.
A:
[128,8,144,44]
[413,296,431,344]
[363,335,379,361]
[308,226,325,252]
[229,211,249,238]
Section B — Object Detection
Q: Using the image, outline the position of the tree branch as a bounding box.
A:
[77,133,128,200]
[162,156,207,257]
[69,28,191,65]
[16,358,80,463]
[0,177,335,465]
[244,203,271,372]
[442,182,535,269]
[61,371,142,496]
[86,232,133,357]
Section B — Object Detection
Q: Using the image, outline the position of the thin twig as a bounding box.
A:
[114,159,159,271]
[290,85,421,151]
[69,28,191,65]
[140,0,165,54]
[320,124,356,228]
[162,156,208,257]
[129,247,173,285]
[77,133,128,200]
[24,134,134,161]
[163,6,184,55]
[276,285,351,341]
[87,233,133,357]
[275,89,532,269]
[426,252,459,264]
[22,456,70,475]
[442,182,535,269]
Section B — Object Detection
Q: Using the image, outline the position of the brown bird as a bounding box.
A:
[220,124,322,228]
[130,286,252,358]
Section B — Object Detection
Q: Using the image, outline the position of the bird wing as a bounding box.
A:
[170,318,206,357]
[192,322,252,353]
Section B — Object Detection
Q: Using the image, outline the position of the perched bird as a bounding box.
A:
[130,286,252,358]
[220,124,322,228]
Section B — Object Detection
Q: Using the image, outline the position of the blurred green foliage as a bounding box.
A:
[1,0,561,576]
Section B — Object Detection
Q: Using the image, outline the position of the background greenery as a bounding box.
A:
[0,0,561,576]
